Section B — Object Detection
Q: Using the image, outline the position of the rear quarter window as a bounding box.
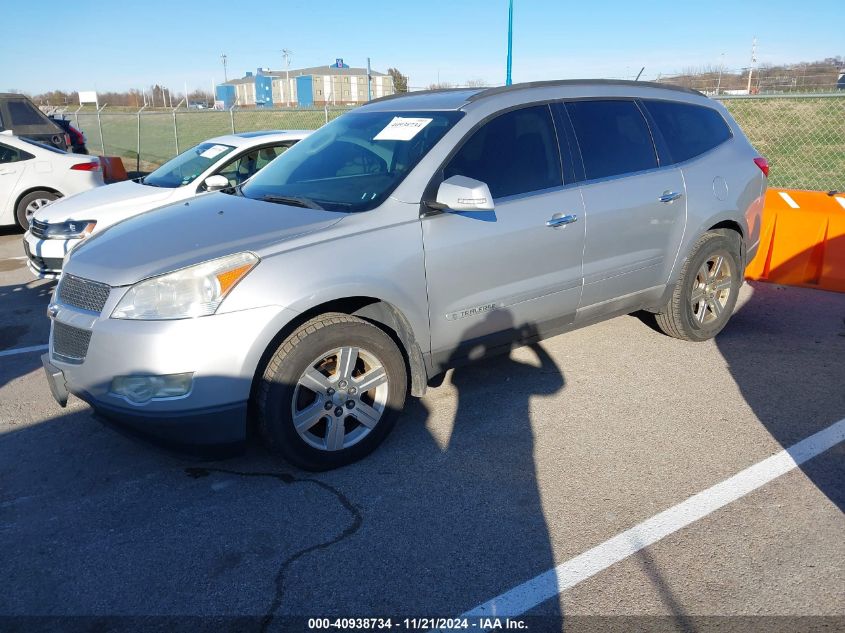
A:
[643,100,732,164]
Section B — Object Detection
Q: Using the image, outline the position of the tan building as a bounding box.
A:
[217,61,395,108]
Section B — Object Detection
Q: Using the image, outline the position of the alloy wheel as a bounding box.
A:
[291,346,389,451]
[690,251,734,325]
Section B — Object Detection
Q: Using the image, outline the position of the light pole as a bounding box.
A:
[282,49,293,107]
[746,37,757,95]
[716,52,725,95]
[221,53,228,83]
[505,0,513,86]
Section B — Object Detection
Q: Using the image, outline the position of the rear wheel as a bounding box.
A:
[16,190,59,230]
[655,230,743,341]
[257,313,407,471]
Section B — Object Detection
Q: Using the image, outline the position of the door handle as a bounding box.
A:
[546,213,578,228]
[659,191,683,203]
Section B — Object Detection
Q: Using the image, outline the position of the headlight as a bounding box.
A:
[42,220,97,239]
[111,252,259,320]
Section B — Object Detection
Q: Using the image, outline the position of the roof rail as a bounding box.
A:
[366,87,483,105]
[467,79,705,101]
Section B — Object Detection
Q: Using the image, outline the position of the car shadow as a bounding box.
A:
[714,239,845,511]
[0,279,54,390]
[0,310,568,629]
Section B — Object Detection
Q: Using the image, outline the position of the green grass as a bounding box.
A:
[720,96,845,191]
[71,108,348,171]
[69,98,845,192]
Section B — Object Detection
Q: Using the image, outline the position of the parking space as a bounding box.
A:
[0,229,843,630]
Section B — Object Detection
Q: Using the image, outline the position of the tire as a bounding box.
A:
[655,230,743,342]
[256,313,408,471]
[16,190,59,230]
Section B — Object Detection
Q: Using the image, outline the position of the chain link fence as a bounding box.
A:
[62,95,844,191]
[67,107,350,174]
[717,94,844,192]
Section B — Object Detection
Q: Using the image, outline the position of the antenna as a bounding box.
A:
[221,53,229,83]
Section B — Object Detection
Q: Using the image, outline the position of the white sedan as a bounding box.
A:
[0,131,104,229]
[24,129,311,278]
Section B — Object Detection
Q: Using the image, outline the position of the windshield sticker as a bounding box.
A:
[373,117,433,141]
[199,144,229,159]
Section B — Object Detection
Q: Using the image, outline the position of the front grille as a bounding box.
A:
[30,219,49,239]
[57,274,111,314]
[53,322,92,363]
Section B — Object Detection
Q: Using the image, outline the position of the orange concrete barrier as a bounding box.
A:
[745,189,845,293]
[98,156,128,183]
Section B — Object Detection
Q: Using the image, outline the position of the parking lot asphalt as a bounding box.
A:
[0,227,843,631]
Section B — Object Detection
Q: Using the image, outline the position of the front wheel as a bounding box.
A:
[655,230,743,341]
[256,313,408,471]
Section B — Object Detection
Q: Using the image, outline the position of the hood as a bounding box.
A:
[33,180,175,224]
[65,192,345,286]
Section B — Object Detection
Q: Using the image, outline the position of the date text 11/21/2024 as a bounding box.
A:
[306,617,528,630]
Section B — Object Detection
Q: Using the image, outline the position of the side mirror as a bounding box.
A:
[434,175,494,212]
[203,174,230,191]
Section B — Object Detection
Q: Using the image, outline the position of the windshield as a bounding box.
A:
[241,110,464,212]
[144,142,235,188]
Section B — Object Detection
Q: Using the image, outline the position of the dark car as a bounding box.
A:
[49,116,88,154]
[0,93,70,151]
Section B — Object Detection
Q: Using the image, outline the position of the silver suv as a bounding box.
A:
[42,80,767,470]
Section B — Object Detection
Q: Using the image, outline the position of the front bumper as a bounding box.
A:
[46,291,296,447]
[23,232,80,278]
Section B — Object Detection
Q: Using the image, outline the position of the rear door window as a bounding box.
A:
[565,100,658,180]
[444,104,562,199]
[643,100,732,163]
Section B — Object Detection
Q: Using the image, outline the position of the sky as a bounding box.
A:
[2,0,843,95]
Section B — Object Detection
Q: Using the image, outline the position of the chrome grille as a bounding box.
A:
[57,274,111,314]
[53,322,92,363]
[30,219,49,239]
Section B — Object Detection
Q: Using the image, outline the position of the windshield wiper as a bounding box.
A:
[260,195,324,210]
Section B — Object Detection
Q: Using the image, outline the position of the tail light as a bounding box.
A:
[71,161,101,172]
[753,157,769,177]
[64,133,72,148]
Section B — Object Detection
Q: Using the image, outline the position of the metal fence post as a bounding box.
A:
[73,105,83,132]
[229,104,236,133]
[96,103,107,156]
[135,105,147,174]
[324,105,329,124]
[172,98,184,155]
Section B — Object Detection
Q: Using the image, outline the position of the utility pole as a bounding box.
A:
[746,38,757,94]
[282,49,293,107]
[716,52,725,95]
[367,57,372,101]
[221,53,229,83]
[506,0,513,85]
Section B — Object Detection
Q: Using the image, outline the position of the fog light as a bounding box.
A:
[111,373,193,404]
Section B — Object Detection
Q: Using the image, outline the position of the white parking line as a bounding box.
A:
[461,417,845,619]
[835,196,845,210]
[778,191,800,209]
[0,344,48,358]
